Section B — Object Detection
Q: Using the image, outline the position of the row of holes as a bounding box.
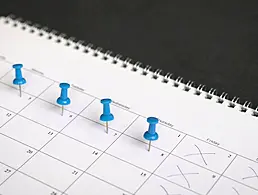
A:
[3,19,258,117]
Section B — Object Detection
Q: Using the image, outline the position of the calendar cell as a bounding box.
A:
[209,176,258,195]
[20,152,82,192]
[124,116,185,153]
[0,115,57,150]
[66,173,130,195]
[0,134,36,169]
[106,135,168,172]
[42,134,102,171]
[136,175,197,195]
[0,82,35,113]
[0,163,15,184]
[81,99,138,133]
[224,156,258,190]
[154,154,219,195]
[62,116,121,151]
[172,135,236,174]
[39,82,95,114]
[20,98,75,132]
[87,154,150,194]
[0,107,14,127]
[1,68,54,96]
[0,171,61,195]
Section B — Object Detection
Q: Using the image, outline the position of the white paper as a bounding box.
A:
[0,16,257,195]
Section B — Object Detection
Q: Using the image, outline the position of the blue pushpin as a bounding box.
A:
[56,83,71,116]
[12,64,26,97]
[100,98,114,133]
[144,117,159,151]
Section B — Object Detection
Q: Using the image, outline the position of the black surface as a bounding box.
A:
[1,0,258,107]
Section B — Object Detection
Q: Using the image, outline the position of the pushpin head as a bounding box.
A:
[101,98,112,104]
[56,83,71,105]
[59,83,70,89]
[12,64,26,85]
[13,64,23,69]
[147,117,159,124]
[100,98,114,122]
[143,117,159,141]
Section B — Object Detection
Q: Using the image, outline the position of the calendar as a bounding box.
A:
[0,15,257,195]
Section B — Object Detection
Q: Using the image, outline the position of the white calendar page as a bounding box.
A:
[0,16,257,195]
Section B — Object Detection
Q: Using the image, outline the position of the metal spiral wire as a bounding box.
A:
[1,14,258,117]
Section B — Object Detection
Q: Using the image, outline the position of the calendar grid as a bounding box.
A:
[61,115,140,195]
[206,155,238,195]
[0,61,257,194]
[2,65,255,163]
[0,75,250,163]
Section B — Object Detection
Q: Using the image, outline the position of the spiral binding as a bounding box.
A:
[1,14,258,117]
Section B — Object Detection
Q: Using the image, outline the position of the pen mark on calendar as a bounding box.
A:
[232,187,240,195]
[160,185,181,195]
[242,166,258,181]
[160,185,169,195]
[167,165,199,188]
[184,144,215,165]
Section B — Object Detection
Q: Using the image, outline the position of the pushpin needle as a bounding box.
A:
[19,85,22,97]
[148,141,151,151]
[106,121,108,134]
[61,105,64,116]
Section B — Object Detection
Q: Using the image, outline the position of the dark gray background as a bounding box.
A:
[1,0,258,108]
